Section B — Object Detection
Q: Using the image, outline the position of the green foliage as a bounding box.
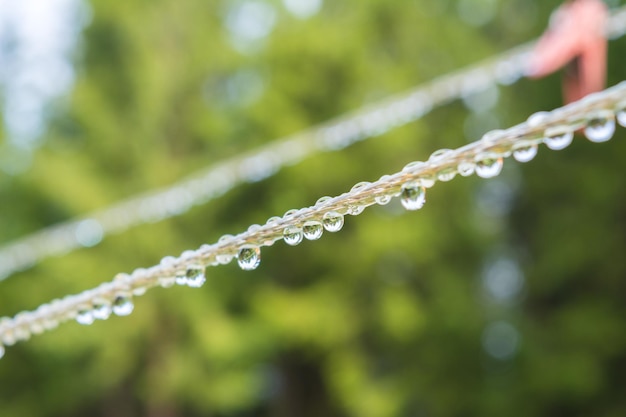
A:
[1,0,626,416]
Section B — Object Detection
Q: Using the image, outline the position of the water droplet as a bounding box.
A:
[481,129,504,144]
[429,149,452,161]
[323,212,344,232]
[133,286,147,296]
[159,275,176,288]
[347,204,365,215]
[238,246,261,270]
[316,196,332,205]
[584,115,615,143]
[419,175,436,188]
[512,144,538,163]
[617,103,626,127]
[375,194,392,205]
[437,167,456,182]
[302,221,323,240]
[458,161,475,177]
[76,309,95,325]
[92,302,112,320]
[266,216,281,225]
[185,265,206,288]
[175,272,188,286]
[400,182,426,210]
[543,129,573,150]
[402,161,424,172]
[0,344,4,359]
[248,224,262,233]
[283,209,299,218]
[475,157,503,178]
[527,111,549,127]
[351,181,371,192]
[112,295,134,316]
[283,226,303,246]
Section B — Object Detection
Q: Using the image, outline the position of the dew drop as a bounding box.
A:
[92,302,112,320]
[302,221,323,240]
[323,212,344,232]
[159,275,176,288]
[283,209,299,218]
[133,286,147,296]
[351,181,371,192]
[458,161,475,177]
[527,111,549,127]
[375,194,392,205]
[429,149,452,161]
[185,265,206,288]
[543,130,573,150]
[584,115,615,143]
[475,157,503,178]
[617,104,626,127]
[419,175,436,188]
[512,144,538,163]
[76,309,95,325]
[2,329,16,346]
[175,272,188,286]
[266,216,281,225]
[400,182,426,211]
[283,226,303,246]
[0,344,4,359]
[437,167,456,182]
[238,246,261,270]
[316,196,332,205]
[112,295,134,316]
[347,204,365,215]
[402,161,424,172]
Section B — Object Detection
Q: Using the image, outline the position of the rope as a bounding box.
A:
[5,3,625,282]
[1,80,624,357]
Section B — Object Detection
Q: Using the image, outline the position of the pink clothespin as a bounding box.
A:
[526,0,608,103]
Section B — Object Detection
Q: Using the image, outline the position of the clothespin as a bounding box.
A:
[526,0,608,103]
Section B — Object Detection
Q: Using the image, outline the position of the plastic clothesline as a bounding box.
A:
[1,79,625,358]
[1,5,624,282]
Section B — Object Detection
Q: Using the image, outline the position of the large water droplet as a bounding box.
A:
[475,157,503,178]
[323,212,344,232]
[302,221,323,240]
[400,182,426,210]
[185,265,206,288]
[584,115,615,143]
[238,246,261,270]
[112,295,134,316]
[92,302,112,320]
[283,226,303,246]
[512,144,538,163]
[458,161,475,177]
[175,271,188,286]
[437,167,456,182]
[76,309,95,325]
[543,130,573,150]
[0,344,4,359]
[283,209,299,218]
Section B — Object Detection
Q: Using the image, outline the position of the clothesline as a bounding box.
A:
[1,79,624,359]
[3,4,624,282]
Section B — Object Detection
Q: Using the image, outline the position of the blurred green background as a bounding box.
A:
[1,0,626,416]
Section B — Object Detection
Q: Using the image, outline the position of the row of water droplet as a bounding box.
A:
[1,97,625,359]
